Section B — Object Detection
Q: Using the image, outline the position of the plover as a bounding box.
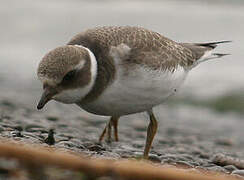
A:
[37,26,230,158]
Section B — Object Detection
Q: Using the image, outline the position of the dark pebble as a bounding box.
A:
[0,126,5,132]
[87,144,106,152]
[12,131,24,137]
[44,129,55,145]
[215,138,234,146]
[148,154,161,163]
[175,161,194,168]
[56,141,78,149]
[13,126,23,131]
[207,166,228,173]
[224,165,238,172]
[162,158,177,164]
[57,124,68,128]
[212,153,244,169]
[46,116,59,122]
[57,133,74,140]
[25,124,44,132]
[69,139,85,149]
[1,100,15,108]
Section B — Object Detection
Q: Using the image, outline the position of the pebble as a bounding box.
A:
[212,153,244,169]
[44,129,55,145]
[215,138,234,146]
[232,170,244,177]
[175,161,194,168]
[207,166,228,173]
[87,144,106,152]
[0,126,5,132]
[46,116,59,122]
[148,154,161,163]
[224,165,238,172]
[25,124,44,132]
[56,141,80,149]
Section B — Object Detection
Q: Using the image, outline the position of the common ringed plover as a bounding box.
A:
[37,26,230,158]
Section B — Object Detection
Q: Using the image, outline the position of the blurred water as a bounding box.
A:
[0,0,244,99]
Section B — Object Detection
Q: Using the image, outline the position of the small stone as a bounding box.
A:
[46,116,59,121]
[212,153,244,169]
[215,138,234,146]
[232,170,244,177]
[0,126,5,132]
[13,126,23,131]
[44,129,55,145]
[25,124,44,132]
[87,144,105,152]
[12,131,24,137]
[207,166,228,173]
[148,154,161,163]
[224,165,238,172]
[176,161,194,168]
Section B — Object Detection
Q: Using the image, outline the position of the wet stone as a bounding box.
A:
[56,133,74,140]
[46,116,59,122]
[232,170,244,177]
[211,153,244,169]
[224,165,238,172]
[215,138,234,146]
[57,124,68,128]
[22,132,43,141]
[207,166,228,173]
[1,100,15,108]
[115,149,135,158]
[0,126,5,132]
[175,161,194,168]
[12,125,23,131]
[132,140,144,148]
[11,131,24,137]
[44,129,55,145]
[1,123,14,129]
[69,139,85,149]
[25,124,45,132]
[87,144,106,152]
[56,141,81,149]
[1,115,11,120]
[148,154,161,163]
[97,151,121,159]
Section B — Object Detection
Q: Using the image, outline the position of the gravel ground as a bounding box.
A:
[0,89,244,179]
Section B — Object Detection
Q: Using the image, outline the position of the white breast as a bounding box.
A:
[81,64,188,116]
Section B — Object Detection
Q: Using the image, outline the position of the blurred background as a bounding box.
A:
[0,0,244,142]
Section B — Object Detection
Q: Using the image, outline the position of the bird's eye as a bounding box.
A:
[62,70,76,82]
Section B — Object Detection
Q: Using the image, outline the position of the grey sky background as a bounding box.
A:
[0,0,243,100]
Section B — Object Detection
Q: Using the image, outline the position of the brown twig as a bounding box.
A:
[0,139,239,180]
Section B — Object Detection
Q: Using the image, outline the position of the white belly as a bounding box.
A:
[80,64,188,116]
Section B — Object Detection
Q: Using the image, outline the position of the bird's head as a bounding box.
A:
[37,45,97,110]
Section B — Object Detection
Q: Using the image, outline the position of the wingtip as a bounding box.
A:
[196,40,232,48]
[213,53,231,58]
[214,40,232,44]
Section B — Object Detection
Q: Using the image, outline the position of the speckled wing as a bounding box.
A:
[68,26,196,72]
[67,26,196,102]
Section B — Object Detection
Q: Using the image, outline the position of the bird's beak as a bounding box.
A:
[37,88,57,110]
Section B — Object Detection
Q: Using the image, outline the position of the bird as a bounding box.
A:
[37,26,230,158]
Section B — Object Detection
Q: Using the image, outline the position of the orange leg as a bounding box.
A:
[99,116,120,143]
[143,110,158,159]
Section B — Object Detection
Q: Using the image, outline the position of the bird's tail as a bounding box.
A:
[180,40,231,68]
